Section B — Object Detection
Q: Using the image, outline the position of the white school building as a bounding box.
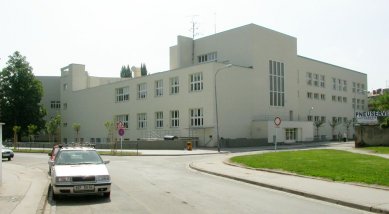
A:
[38,23,367,146]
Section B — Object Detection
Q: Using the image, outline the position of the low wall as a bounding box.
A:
[355,125,389,147]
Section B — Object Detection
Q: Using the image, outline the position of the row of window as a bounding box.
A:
[198,52,217,63]
[307,115,352,124]
[112,108,204,129]
[306,73,366,95]
[50,101,61,109]
[115,73,203,102]
[306,72,325,88]
[352,98,365,110]
[307,92,326,100]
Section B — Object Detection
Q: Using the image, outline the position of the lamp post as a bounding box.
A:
[215,64,232,152]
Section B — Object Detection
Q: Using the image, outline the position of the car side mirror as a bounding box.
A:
[104,160,110,164]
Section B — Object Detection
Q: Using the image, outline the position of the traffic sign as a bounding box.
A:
[118,128,125,136]
[274,117,281,127]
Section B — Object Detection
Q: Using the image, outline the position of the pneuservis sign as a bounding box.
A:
[355,111,388,124]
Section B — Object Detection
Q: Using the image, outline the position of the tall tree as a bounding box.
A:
[120,65,132,78]
[0,51,46,139]
[141,63,148,76]
[369,92,389,128]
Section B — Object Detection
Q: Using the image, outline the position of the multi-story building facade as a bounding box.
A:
[38,23,367,146]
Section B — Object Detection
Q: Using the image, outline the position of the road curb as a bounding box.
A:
[189,162,389,214]
[36,179,50,214]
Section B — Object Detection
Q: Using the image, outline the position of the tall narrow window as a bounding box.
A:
[190,72,203,92]
[320,75,325,88]
[190,108,203,127]
[155,112,163,128]
[155,80,163,97]
[306,72,312,85]
[269,60,284,107]
[170,76,179,94]
[137,113,147,129]
[170,110,180,127]
[137,83,147,99]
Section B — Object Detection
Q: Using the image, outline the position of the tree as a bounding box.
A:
[12,125,21,148]
[141,63,148,76]
[46,114,61,144]
[313,120,325,139]
[343,119,353,140]
[0,51,46,139]
[329,121,340,141]
[104,120,116,153]
[120,65,132,78]
[27,124,38,143]
[73,123,81,143]
[369,92,389,129]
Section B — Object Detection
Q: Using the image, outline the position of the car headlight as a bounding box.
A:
[56,176,72,182]
[96,175,111,182]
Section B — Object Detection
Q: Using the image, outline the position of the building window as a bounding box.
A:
[321,116,326,122]
[285,128,297,141]
[116,86,129,102]
[313,74,319,87]
[361,100,365,110]
[338,117,342,123]
[343,117,348,123]
[320,94,326,100]
[320,75,325,88]
[343,97,347,103]
[357,99,360,110]
[314,93,319,100]
[198,52,217,63]
[338,79,342,91]
[190,72,203,92]
[170,110,180,128]
[63,103,67,110]
[137,83,147,99]
[155,80,163,97]
[332,117,337,123]
[314,116,320,122]
[332,95,336,102]
[343,80,347,92]
[170,76,179,94]
[137,113,147,129]
[307,92,312,99]
[190,108,203,127]
[63,122,67,127]
[155,111,163,128]
[269,60,285,107]
[116,114,129,128]
[306,72,312,85]
[332,78,336,90]
[63,83,68,91]
[51,101,61,109]
[352,98,356,109]
[338,96,342,102]
[307,115,312,121]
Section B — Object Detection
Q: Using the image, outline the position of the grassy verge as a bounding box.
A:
[360,146,389,154]
[230,149,389,187]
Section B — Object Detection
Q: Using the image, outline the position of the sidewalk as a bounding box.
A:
[0,162,49,214]
[190,146,389,213]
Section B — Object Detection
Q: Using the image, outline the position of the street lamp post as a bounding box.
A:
[215,64,232,152]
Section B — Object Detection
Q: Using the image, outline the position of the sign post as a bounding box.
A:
[274,117,281,151]
[117,121,125,154]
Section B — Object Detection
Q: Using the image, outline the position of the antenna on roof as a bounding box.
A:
[189,15,199,64]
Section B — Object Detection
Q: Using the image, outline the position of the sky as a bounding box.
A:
[1,0,388,91]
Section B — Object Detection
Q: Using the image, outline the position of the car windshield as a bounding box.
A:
[55,150,104,165]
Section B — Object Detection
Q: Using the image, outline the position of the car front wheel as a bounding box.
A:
[8,157,11,161]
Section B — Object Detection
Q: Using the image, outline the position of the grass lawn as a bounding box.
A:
[360,146,389,154]
[230,149,389,187]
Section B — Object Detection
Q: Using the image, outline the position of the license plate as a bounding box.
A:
[74,185,94,191]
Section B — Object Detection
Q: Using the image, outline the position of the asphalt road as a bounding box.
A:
[13,153,369,214]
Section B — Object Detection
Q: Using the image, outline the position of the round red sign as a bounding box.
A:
[118,128,125,136]
[274,117,281,126]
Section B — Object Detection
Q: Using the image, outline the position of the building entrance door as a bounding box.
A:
[285,128,297,143]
